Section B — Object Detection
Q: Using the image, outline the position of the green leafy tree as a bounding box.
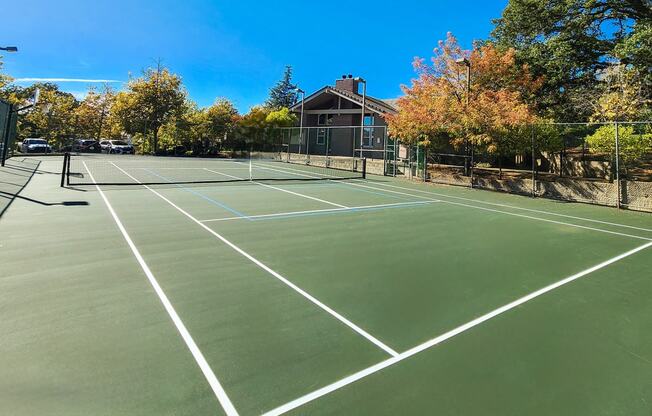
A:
[265,66,297,109]
[492,0,652,121]
[19,84,79,148]
[112,62,186,153]
[586,124,651,169]
[191,98,240,154]
[265,107,297,127]
[590,64,649,121]
[0,55,13,100]
[74,85,115,139]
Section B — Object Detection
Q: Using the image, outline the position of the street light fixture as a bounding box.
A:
[294,87,305,157]
[354,77,367,160]
[0,46,18,52]
[456,57,472,179]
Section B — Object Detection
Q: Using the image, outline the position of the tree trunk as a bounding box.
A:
[153,128,158,155]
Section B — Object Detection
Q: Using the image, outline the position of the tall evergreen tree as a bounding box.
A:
[265,66,297,109]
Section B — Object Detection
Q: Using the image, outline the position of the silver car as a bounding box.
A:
[104,140,134,154]
[21,138,52,153]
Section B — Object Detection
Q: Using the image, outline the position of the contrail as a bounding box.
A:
[13,78,122,83]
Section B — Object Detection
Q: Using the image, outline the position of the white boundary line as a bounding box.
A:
[82,162,239,416]
[263,239,652,416]
[110,162,399,358]
[371,182,652,233]
[199,201,436,223]
[342,182,652,242]
[203,168,349,209]
[246,163,652,240]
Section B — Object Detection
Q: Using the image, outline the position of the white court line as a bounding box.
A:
[82,162,239,416]
[248,163,652,240]
[111,163,399,358]
[263,239,652,416]
[199,201,436,223]
[203,168,349,209]
[251,164,651,241]
[344,182,652,242]
[133,167,253,171]
[371,182,652,234]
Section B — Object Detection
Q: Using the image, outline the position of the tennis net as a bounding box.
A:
[63,153,366,186]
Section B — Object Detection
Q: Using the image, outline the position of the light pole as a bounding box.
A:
[295,87,305,158]
[456,58,472,180]
[0,46,17,166]
[354,77,367,160]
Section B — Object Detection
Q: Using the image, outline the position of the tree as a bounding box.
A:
[190,98,240,154]
[265,107,297,127]
[586,124,651,170]
[590,64,649,121]
[492,0,652,121]
[0,55,13,100]
[265,66,297,109]
[387,33,541,158]
[112,62,186,153]
[18,83,78,148]
[74,85,115,139]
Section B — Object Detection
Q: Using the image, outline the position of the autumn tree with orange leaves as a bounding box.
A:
[387,33,542,158]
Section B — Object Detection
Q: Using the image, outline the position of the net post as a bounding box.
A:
[615,121,621,209]
[60,152,69,187]
[362,157,367,179]
[531,125,536,198]
[66,153,71,186]
[249,158,253,181]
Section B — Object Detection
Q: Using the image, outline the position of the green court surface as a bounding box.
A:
[2,156,652,415]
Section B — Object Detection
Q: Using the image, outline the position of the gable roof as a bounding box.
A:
[290,86,398,116]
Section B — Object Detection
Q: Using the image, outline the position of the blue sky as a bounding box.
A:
[1,0,507,112]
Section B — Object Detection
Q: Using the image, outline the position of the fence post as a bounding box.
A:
[383,127,388,176]
[1,103,13,167]
[470,142,474,189]
[615,121,621,209]
[423,148,427,182]
[531,126,536,198]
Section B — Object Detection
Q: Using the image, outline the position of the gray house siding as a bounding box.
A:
[292,76,396,159]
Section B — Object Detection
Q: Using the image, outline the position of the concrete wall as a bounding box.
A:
[412,163,652,213]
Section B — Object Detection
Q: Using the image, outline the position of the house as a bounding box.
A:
[289,75,398,158]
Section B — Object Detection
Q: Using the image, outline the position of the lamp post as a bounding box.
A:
[355,77,367,160]
[295,88,305,158]
[456,58,472,181]
[0,46,17,166]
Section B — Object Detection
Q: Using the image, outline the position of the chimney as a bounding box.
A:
[335,74,360,93]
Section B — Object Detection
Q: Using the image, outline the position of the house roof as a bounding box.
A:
[290,86,398,116]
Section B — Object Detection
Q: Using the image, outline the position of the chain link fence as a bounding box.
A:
[401,122,652,212]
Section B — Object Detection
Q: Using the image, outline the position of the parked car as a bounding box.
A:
[20,138,52,153]
[99,140,111,153]
[104,140,134,154]
[72,139,102,153]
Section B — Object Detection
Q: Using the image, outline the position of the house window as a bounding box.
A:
[363,115,375,147]
[317,114,333,126]
[317,128,327,145]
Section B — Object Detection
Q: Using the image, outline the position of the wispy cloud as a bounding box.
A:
[13,78,122,83]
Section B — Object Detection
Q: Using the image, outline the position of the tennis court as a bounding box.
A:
[2,154,652,415]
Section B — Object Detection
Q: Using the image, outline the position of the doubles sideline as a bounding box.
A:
[263,239,652,415]
[249,162,652,242]
[108,162,400,359]
[82,162,239,416]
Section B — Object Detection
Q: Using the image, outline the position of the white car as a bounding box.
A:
[21,138,52,153]
[103,140,134,154]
